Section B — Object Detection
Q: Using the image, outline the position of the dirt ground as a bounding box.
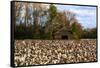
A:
[14,39,97,66]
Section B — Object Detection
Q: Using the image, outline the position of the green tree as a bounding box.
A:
[82,28,97,39]
[48,4,57,21]
[90,28,97,38]
[44,4,58,39]
[71,22,83,39]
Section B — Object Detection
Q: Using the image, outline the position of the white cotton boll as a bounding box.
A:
[52,60,58,64]
[69,49,73,52]
[15,62,18,66]
[24,48,27,52]
[84,52,87,56]
[62,54,67,59]
[22,41,26,45]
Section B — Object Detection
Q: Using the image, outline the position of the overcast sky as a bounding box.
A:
[55,4,97,29]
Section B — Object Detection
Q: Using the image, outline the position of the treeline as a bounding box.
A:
[81,28,97,39]
[14,2,97,39]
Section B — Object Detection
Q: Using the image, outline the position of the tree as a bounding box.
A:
[48,4,57,21]
[46,5,83,39]
[44,4,58,39]
[71,21,83,39]
[82,28,97,39]
[32,3,48,38]
[90,28,97,38]
[65,11,76,25]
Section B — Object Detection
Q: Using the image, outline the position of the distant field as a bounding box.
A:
[14,39,97,66]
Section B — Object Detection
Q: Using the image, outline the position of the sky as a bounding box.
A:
[17,2,97,29]
[55,4,97,29]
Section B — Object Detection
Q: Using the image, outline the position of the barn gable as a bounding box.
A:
[53,27,74,39]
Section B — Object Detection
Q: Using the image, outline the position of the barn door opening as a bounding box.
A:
[61,35,68,39]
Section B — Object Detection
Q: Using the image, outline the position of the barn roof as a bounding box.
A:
[54,27,72,35]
